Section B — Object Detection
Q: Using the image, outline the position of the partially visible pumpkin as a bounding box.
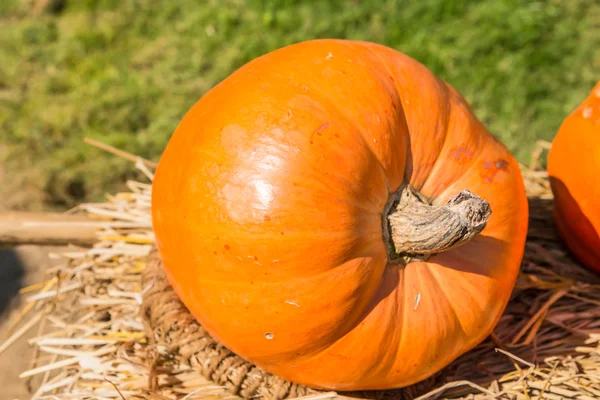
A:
[151,39,528,391]
[548,81,600,273]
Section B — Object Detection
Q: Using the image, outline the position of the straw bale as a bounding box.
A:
[2,141,598,400]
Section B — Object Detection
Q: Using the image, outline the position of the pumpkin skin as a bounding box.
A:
[547,81,600,273]
[151,39,528,390]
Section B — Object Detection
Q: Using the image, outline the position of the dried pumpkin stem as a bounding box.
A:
[387,185,491,262]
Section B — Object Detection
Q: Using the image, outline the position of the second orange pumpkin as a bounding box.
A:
[548,81,600,273]
[151,39,529,390]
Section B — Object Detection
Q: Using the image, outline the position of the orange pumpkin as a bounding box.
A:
[151,39,528,390]
[547,81,600,273]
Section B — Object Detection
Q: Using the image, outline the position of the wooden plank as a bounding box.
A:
[0,212,98,247]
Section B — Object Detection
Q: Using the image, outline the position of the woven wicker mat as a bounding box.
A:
[140,194,600,400]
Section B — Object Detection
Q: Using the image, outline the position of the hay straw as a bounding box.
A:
[83,137,158,169]
[2,139,598,399]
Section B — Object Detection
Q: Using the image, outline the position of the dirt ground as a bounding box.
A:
[0,245,69,400]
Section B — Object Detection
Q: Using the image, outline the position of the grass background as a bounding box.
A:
[0,0,598,210]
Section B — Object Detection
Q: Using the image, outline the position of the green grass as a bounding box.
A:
[0,0,598,210]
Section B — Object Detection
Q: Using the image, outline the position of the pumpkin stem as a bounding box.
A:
[386,185,491,263]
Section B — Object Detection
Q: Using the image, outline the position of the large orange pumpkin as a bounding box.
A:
[547,81,600,273]
[151,39,528,390]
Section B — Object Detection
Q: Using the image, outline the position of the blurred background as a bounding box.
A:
[0,0,598,212]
